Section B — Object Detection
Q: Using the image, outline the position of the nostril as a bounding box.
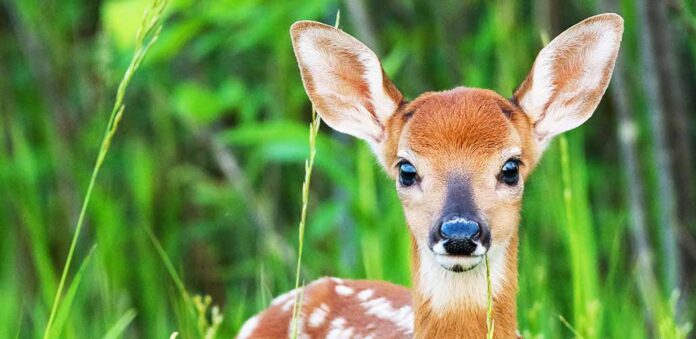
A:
[440,218,481,241]
[443,238,478,256]
[472,227,481,239]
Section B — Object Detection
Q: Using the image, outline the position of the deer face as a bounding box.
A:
[291,15,622,274]
[388,88,536,272]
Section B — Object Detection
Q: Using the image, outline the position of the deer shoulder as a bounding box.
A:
[238,277,413,339]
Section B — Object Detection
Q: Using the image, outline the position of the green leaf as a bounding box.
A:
[102,309,137,339]
[174,82,229,124]
[47,246,97,338]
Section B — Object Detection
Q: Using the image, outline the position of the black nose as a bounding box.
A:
[439,215,481,255]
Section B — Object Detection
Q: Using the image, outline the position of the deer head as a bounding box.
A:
[289,13,623,337]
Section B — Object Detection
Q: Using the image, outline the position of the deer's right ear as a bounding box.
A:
[513,13,623,152]
[290,21,403,153]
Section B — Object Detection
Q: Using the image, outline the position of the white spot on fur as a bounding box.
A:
[271,288,298,306]
[287,311,309,339]
[330,277,344,284]
[282,298,295,312]
[237,314,259,339]
[361,297,413,334]
[308,303,330,328]
[326,317,355,339]
[273,278,329,312]
[356,289,374,301]
[417,240,509,313]
[272,288,304,312]
[335,285,354,296]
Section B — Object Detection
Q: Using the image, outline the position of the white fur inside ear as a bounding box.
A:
[358,48,399,124]
[292,24,400,145]
[517,15,622,147]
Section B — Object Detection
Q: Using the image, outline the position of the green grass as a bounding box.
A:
[42,1,169,337]
[0,0,693,338]
[289,107,321,339]
[486,254,495,339]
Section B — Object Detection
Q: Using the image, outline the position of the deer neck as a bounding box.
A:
[410,233,519,339]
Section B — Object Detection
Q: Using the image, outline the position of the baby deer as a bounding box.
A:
[239,13,623,339]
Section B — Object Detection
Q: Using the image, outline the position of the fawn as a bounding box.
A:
[238,13,623,339]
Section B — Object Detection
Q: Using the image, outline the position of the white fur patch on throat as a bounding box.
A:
[416,241,509,313]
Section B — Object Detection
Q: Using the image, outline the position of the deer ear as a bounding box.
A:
[290,21,403,157]
[513,13,623,150]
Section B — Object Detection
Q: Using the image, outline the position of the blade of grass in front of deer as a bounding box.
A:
[486,254,495,339]
[290,11,339,339]
[290,109,321,338]
[41,1,169,337]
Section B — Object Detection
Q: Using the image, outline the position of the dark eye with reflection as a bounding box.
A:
[398,161,418,187]
[500,159,520,186]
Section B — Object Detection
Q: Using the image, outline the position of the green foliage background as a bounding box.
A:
[1,0,695,337]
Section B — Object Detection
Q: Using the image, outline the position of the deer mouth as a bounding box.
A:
[433,252,484,272]
[429,232,489,273]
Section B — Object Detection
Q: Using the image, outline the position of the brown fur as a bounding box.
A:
[240,278,412,338]
[383,88,536,260]
[392,89,533,338]
[240,89,534,339]
[239,13,622,339]
[411,235,519,339]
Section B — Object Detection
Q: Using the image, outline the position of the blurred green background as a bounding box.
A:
[1,0,695,337]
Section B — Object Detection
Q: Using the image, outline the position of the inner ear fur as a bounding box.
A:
[290,21,403,167]
[513,13,623,149]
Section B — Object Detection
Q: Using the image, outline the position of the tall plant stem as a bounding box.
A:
[289,12,339,339]
[42,1,169,337]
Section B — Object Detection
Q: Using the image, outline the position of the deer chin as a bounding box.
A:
[434,253,484,273]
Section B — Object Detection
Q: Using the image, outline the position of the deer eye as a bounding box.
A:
[500,159,520,186]
[398,161,418,187]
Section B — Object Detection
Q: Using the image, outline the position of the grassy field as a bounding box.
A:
[1,0,695,338]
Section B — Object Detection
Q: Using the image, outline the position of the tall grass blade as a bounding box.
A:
[144,227,191,306]
[42,1,169,337]
[102,309,137,339]
[485,254,494,339]
[47,246,97,338]
[290,12,339,338]
[289,108,321,338]
[144,226,197,335]
[559,314,585,339]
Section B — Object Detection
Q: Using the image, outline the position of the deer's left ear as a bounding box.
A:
[513,13,623,150]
